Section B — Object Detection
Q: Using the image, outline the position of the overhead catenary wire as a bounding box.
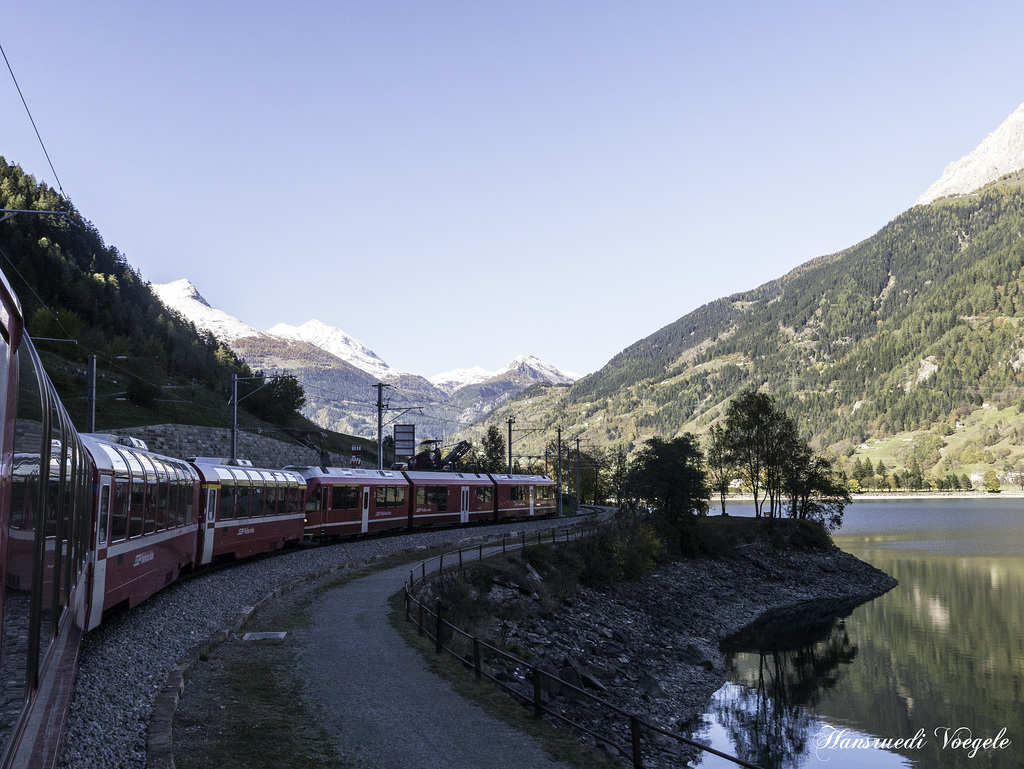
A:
[1,40,67,199]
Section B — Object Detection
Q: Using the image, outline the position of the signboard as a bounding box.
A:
[394,424,416,458]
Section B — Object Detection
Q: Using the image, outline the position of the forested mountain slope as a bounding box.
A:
[508,174,1024,477]
[0,159,237,399]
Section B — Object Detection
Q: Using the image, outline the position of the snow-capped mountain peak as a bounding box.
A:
[498,354,572,382]
[267,320,394,379]
[428,365,497,394]
[917,102,1024,205]
[151,279,263,342]
[154,278,576,394]
[429,355,576,395]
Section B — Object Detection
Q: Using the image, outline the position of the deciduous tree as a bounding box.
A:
[625,434,709,523]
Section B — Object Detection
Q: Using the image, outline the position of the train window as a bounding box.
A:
[129,482,146,537]
[250,484,265,518]
[3,348,45,739]
[475,487,493,505]
[144,482,158,535]
[111,482,128,542]
[98,483,110,547]
[138,455,157,535]
[415,486,446,511]
[286,485,300,513]
[305,485,323,513]
[167,477,179,528]
[332,484,359,510]
[74,445,90,573]
[181,466,195,525]
[219,481,236,521]
[536,485,553,500]
[156,482,168,531]
[376,485,406,508]
[45,454,61,538]
[510,485,526,502]
[9,458,36,529]
[234,479,251,519]
[182,478,194,525]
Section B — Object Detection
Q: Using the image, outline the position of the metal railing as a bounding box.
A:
[404,527,764,769]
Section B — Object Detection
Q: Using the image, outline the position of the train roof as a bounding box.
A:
[402,470,492,483]
[489,473,554,484]
[80,434,200,482]
[282,466,406,483]
[191,461,306,487]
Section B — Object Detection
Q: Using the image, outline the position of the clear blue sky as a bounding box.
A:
[3,2,1023,378]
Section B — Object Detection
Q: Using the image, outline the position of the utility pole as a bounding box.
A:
[87,355,96,433]
[229,373,283,464]
[575,436,581,507]
[556,427,563,516]
[231,374,238,463]
[506,415,515,474]
[375,383,390,471]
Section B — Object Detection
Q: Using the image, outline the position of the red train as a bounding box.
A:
[292,466,556,536]
[0,264,557,768]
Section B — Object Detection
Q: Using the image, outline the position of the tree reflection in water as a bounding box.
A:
[708,599,862,769]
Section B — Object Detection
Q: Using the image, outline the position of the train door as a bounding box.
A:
[361,487,370,534]
[86,476,112,630]
[529,485,535,516]
[460,486,469,524]
[309,485,327,535]
[200,487,217,565]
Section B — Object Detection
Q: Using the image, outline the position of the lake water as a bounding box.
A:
[690,498,1024,769]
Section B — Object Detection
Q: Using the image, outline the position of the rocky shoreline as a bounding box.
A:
[467,530,897,767]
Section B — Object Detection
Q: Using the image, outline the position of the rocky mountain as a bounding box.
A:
[429,365,499,395]
[152,280,576,440]
[916,102,1024,205]
[429,355,575,395]
[150,279,262,342]
[267,319,394,380]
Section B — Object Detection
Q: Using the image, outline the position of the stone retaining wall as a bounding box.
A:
[100,424,352,469]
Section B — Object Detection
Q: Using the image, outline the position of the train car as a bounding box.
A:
[80,435,201,630]
[286,466,409,538]
[192,461,306,565]
[0,273,93,769]
[404,471,496,526]
[490,473,557,519]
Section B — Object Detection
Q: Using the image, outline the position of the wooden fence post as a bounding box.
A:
[532,666,544,718]
[630,716,644,769]
[435,600,443,654]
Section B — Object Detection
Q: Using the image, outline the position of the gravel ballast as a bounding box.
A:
[57,518,574,769]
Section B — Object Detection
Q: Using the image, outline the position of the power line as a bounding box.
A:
[1,41,67,199]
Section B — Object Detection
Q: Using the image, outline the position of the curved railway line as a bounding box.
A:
[0,264,567,769]
[62,516,579,769]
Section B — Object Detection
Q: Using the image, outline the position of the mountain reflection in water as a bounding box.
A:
[689,499,1024,769]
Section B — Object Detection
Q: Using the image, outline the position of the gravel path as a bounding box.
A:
[302,563,574,769]
[57,518,574,769]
